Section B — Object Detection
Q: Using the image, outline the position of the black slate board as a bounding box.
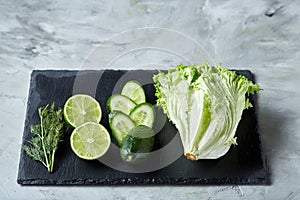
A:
[17,69,268,185]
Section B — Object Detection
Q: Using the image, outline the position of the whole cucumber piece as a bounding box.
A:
[120,125,155,163]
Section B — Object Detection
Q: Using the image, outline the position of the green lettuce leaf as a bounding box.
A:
[153,63,261,160]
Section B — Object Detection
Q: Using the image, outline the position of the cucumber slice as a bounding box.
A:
[121,81,146,104]
[107,94,136,115]
[109,111,136,146]
[130,103,155,128]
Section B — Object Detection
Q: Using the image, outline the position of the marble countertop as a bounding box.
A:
[1,0,299,199]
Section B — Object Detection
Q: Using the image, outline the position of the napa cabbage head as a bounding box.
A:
[153,63,260,160]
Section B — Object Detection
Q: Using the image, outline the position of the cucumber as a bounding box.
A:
[130,103,155,128]
[121,81,146,104]
[107,94,136,115]
[120,125,155,163]
[109,111,136,146]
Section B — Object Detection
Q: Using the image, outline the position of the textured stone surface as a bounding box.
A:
[1,0,300,199]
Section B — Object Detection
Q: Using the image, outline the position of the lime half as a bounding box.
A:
[64,94,102,128]
[70,122,111,160]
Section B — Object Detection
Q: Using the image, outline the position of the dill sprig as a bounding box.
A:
[23,103,65,173]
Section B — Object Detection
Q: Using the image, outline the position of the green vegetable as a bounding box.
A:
[107,94,136,115]
[109,111,136,146]
[153,63,261,160]
[129,103,155,128]
[23,103,65,172]
[121,80,146,104]
[120,125,155,163]
[107,80,156,163]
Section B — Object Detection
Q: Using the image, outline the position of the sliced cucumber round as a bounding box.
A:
[121,81,146,104]
[130,103,155,128]
[107,94,136,115]
[109,111,136,146]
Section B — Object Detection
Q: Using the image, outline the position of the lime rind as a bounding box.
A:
[70,122,111,160]
[64,94,102,128]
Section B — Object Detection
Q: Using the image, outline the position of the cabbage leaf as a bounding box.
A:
[153,63,261,160]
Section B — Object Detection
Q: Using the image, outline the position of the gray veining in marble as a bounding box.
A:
[1,0,300,199]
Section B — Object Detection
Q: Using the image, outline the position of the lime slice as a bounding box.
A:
[64,94,102,128]
[70,122,111,160]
